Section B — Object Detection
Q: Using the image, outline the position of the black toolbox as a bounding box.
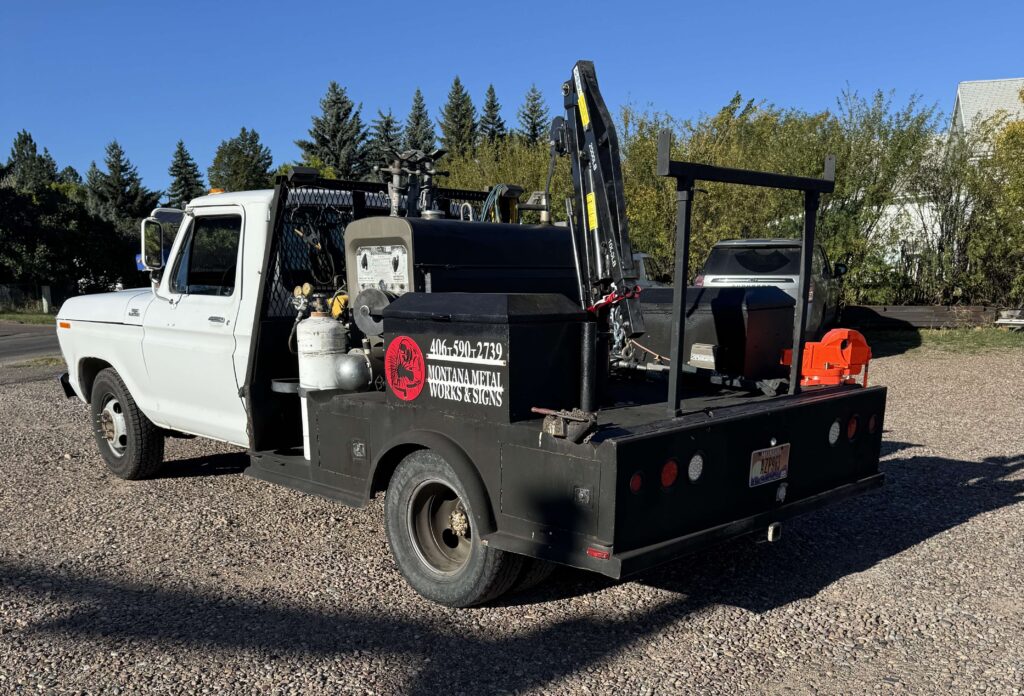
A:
[382,292,586,422]
[639,286,795,379]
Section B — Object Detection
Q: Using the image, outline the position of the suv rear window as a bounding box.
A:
[703,246,800,275]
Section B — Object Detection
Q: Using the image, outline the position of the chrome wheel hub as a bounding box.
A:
[100,396,128,457]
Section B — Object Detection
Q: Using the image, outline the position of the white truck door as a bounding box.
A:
[142,205,248,445]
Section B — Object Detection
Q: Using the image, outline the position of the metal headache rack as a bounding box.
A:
[259,173,489,319]
[655,129,836,415]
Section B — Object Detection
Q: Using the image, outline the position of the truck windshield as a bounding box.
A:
[703,246,800,276]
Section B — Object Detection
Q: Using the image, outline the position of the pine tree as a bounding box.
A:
[403,88,436,152]
[166,140,206,208]
[296,81,367,179]
[439,76,477,157]
[365,109,404,172]
[517,84,550,145]
[479,85,507,143]
[208,127,274,192]
[57,166,81,185]
[5,130,58,192]
[85,140,160,232]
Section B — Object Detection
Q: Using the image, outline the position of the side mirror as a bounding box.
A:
[141,218,164,270]
[833,262,848,279]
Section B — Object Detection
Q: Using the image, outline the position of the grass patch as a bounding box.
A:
[867,327,1024,355]
[0,311,56,325]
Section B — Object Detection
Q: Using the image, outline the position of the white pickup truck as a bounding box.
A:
[57,192,266,477]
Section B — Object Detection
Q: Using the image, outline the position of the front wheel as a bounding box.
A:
[384,450,523,607]
[89,368,164,480]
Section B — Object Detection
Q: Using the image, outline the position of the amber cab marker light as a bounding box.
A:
[661,459,679,488]
[58,321,71,329]
[629,472,643,494]
[847,414,859,441]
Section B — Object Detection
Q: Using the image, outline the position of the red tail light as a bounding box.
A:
[868,414,878,434]
[693,274,704,287]
[847,414,859,440]
[629,472,643,494]
[661,459,678,488]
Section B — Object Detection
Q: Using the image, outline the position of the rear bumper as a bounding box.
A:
[485,472,884,579]
[610,472,884,578]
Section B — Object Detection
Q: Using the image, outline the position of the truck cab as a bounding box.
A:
[58,190,272,449]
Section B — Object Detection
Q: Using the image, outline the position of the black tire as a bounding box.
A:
[511,557,557,593]
[384,450,523,607]
[89,368,164,480]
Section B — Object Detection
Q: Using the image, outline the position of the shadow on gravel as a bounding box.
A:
[2,445,1021,694]
[153,452,249,479]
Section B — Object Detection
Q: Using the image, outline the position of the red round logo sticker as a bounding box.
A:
[385,335,425,401]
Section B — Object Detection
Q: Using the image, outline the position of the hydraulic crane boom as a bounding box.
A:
[552,60,645,341]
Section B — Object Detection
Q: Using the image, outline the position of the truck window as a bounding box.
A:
[703,246,800,275]
[170,215,242,296]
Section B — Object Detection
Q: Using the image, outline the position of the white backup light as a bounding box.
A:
[687,452,704,482]
[828,419,841,446]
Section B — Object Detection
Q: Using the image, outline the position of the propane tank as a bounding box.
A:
[297,312,349,390]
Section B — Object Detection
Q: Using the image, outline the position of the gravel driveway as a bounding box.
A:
[1,347,1022,695]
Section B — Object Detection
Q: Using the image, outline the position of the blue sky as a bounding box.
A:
[2,0,1022,194]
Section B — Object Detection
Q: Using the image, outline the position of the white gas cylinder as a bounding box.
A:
[297,312,348,390]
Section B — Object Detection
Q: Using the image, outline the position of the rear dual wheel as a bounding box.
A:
[385,450,538,607]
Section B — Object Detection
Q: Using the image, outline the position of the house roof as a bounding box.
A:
[952,78,1024,132]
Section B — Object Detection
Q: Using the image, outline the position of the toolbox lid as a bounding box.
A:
[384,292,587,324]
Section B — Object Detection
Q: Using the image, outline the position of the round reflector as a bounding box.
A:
[661,459,679,488]
[828,419,841,446]
[687,453,704,482]
[868,414,877,434]
[847,414,859,440]
[629,472,643,494]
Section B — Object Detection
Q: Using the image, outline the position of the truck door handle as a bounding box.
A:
[208,316,226,324]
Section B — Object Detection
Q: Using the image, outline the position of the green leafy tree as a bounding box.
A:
[439,76,477,157]
[365,109,404,173]
[166,140,206,208]
[296,81,367,179]
[404,88,436,152]
[208,127,273,192]
[516,84,549,145]
[275,155,338,180]
[479,85,507,143]
[1,134,136,296]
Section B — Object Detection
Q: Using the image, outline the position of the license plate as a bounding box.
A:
[749,443,790,487]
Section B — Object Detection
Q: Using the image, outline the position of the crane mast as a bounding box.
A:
[552,60,645,344]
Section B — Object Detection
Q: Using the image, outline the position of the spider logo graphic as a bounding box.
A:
[384,336,425,401]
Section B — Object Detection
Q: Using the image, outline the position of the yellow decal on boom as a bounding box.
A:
[578,93,591,129]
[586,192,598,231]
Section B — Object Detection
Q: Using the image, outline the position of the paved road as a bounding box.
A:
[0,321,60,365]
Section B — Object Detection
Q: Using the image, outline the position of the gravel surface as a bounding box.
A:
[1,347,1022,695]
